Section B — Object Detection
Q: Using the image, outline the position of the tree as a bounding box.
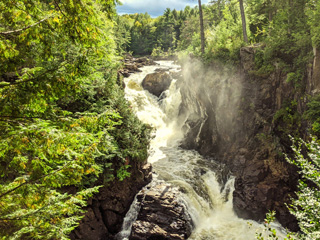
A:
[239,0,249,42]
[0,0,150,238]
[256,137,320,240]
[286,137,320,239]
[208,0,226,26]
[198,0,206,54]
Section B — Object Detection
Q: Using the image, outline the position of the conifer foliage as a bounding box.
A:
[0,0,150,239]
[286,137,320,239]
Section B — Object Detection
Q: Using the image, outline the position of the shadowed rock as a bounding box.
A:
[177,52,300,231]
[70,163,152,240]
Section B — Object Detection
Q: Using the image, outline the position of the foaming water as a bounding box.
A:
[122,61,287,239]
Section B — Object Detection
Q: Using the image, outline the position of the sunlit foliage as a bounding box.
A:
[0,0,150,238]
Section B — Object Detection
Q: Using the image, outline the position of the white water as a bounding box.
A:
[121,61,287,239]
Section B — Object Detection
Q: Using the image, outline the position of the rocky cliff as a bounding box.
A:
[178,47,320,231]
[69,162,152,239]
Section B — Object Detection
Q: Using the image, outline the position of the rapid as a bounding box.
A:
[119,60,286,240]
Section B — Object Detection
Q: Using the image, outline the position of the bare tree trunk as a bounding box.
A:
[198,0,205,55]
[268,0,273,35]
[239,0,248,43]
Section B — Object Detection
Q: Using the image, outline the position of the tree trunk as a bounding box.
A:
[239,0,248,43]
[198,0,205,55]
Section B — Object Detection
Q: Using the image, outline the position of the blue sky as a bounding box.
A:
[117,0,210,18]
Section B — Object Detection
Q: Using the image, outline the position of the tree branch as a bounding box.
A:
[0,164,68,199]
[0,60,71,89]
[0,17,50,36]
[0,115,72,121]
[53,0,68,20]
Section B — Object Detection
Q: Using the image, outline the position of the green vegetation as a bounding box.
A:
[1,0,320,238]
[115,0,319,70]
[115,1,246,61]
[0,0,150,238]
[114,1,259,61]
[256,137,320,240]
[256,211,294,240]
[273,100,302,138]
[287,137,320,239]
[304,94,320,137]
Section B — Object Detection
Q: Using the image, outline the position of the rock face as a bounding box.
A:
[130,183,193,240]
[176,49,318,230]
[70,163,152,240]
[228,47,300,230]
[142,72,173,97]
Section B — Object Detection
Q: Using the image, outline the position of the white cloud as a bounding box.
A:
[117,0,209,17]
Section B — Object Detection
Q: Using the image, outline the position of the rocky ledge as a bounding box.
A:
[118,54,156,78]
[70,162,152,240]
[129,182,193,240]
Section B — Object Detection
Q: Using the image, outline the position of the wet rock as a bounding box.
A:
[170,70,182,80]
[155,68,171,72]
[135,57,153,64]
[118,54,156,78]
[125,63,142,73]
[142,72,173,97]
[70,163,152,240]
[130,183,192,240]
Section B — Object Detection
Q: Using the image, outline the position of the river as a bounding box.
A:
[119,60,286,240]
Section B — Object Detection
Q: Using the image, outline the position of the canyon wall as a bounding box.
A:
[70,162,152,240]
[178,46,320,230]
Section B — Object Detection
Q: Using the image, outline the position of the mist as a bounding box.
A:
[177,56,243,154]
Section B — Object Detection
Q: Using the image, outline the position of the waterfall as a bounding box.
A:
[118,61,287,239]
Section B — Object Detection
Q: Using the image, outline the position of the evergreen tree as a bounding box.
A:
[286,137,320,239]
[0,1,150,238]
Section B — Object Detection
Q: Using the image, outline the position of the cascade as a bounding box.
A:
[118,61,286,239]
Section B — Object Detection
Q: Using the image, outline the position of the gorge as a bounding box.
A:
[116,56,292,239]
[2,1,320,239]
[69,42,320,238]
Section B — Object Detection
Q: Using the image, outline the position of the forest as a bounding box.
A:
[0,0,320,239]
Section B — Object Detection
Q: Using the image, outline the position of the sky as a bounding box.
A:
[117,0,210,18]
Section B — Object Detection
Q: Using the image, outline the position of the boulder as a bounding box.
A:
[130,183,192,240]
[142,72,172,97]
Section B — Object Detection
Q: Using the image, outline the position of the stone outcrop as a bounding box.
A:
[229,47,301,230]
[176,48,316,230]
[118,54,156,78]
[142,72,173,97]
[129,183,193,240]
[70,163,152,240]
